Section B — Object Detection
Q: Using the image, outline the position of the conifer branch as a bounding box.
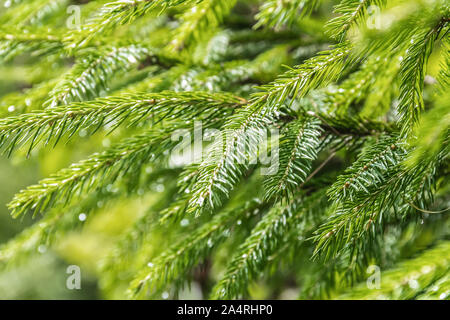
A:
[326,0,386,42]
[263,116,322,201]
[0,28,64,62]
[338,241,450,299]
[1,0,449,300]
[0,0,68,27]
[68,0,202,48]
[254,0,321,30]
[397,21,445,136]
[212,190,327,299]
[407,92,450,167]
[187,43,353,215]
[167,0,236,52]
[0,79,58,117]
[327,136,407,203]
[416,273,450,300]
[7,124,190,218]
[0,91,242,156]
[45,44,157,107]
[129,200,265,298]
[314,137,448,260]
[0,167,177,269]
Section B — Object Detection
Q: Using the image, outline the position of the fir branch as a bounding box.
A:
[338,241,450,299]
[7,124,190,218]
[69,0,201,48]
[255,43,353,104]
[254,0,321,30]
[397,21,445,137]
[0,28,64,62]
[1,0,449,300]
[416,273,450,300]
[435,36,450,94]
[263,116,322,201]
[407,92,450,167]
[315,138,447,260]
[45,44,156,107]
[326,0,386,42]
[0,0,68,27]
[129,199,264,299]
[212,190,327,299]
[0,167,179,270]
[327,135,407,203]
[173,45,291,92]
[187,43,353,215]
[167,0,236,52]
[0,79,58,116]
[0,91,243,156]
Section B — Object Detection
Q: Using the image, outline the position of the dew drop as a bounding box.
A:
[38,245,47,254]
[180,218,189,227]
[79,129,88,137]
[102,139,111,147]
[408,279,419,289]
[127,55,137,64]
[197,196,205,206]
[421,266,432,274]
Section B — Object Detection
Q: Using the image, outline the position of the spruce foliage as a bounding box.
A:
[0,0,448,299]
